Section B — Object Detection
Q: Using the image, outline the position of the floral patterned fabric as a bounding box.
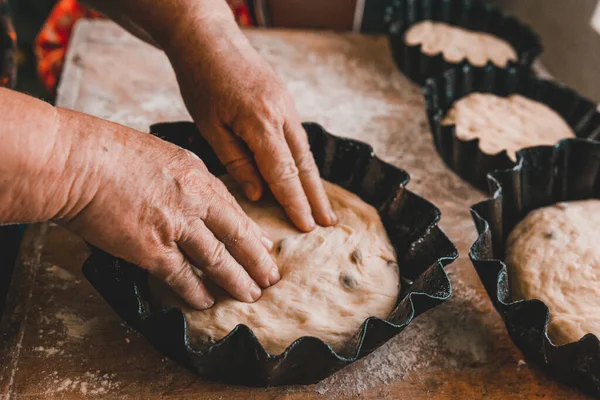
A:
[0,0,16,88]
[35,0,254,95]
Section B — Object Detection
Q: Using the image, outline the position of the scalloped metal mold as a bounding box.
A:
[387,0,542,85]
[470,139,600,397]
[82,121,458,386]
[423,61,600,189]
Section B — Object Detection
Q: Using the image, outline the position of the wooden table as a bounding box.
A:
[0,21,591,399]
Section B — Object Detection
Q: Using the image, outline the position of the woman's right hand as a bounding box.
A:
[54,110,280,310]
[0,86,280,310]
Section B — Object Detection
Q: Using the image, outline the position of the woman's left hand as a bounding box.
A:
[162,6,337,233]
[86,0,337,232]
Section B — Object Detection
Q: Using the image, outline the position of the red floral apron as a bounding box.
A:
[0,0,16,88]
[34,0,254,95]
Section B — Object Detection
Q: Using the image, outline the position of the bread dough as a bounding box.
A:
[442,93,575,161]
[506,200,600,345]
[149,177,400,354]
[404,20,517,67]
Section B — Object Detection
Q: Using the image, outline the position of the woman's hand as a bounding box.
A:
[0,89,279,310]
[59,112,280,310]
[86,0,337,231]
[88,0,336,231]
[161,5,338,232]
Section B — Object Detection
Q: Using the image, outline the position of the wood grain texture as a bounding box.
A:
[0,20,591,399]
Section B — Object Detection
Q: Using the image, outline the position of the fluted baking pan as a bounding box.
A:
[388,0,542,85]
[470,139,600,397]
[424,61,600,189]
[83,121,458,386]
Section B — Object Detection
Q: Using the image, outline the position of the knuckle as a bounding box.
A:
[203,194,222,220]
[205,241,228,271]
[137,249,173,273]
[253,131,283,153]
[269,161,299,184]
[244,117,283,144]
[225,157,254,174]
[181,148,201,162]
[295,151,317,173]
[174,167,211,201]
[162,261,187,287]
[225,220,252,247]
[257,105,283,129]
[231,266,248,291]
[171,146,200,166]
[175,168,201,188]
[234,219,252,239]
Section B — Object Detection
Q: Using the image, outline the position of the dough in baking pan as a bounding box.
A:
[506,200,600,345]
[442,92,575,161]
[150,177,400,354]
[404,20,517,67]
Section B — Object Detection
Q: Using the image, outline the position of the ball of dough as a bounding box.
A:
[442,93,575,161]
[506,200,600,345]
[149,177,400,354]
[404,20,517,67]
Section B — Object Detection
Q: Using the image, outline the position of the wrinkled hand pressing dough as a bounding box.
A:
[149,177,400,354]
[442,93,575,161]
[404,20,517,67]
[506,200,600,345]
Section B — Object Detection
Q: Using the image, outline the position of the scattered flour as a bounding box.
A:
[33,346,61,356]
[46,265,76,281]
[54,311,102,339]
[252,33,424,161]
[46,371,120,396]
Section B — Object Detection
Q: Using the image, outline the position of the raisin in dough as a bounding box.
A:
[149,177,400,354]
[442,93,575,161]
[404,20,517,67]
[506,200,600,345]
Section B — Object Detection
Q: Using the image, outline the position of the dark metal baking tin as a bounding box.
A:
[423,61,600,190]
[470,139,600,397]
[387,0,542,85]
[82,122,458,386]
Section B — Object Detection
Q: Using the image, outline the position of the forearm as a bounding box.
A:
[0,88,123,224]
[84,0,239,51]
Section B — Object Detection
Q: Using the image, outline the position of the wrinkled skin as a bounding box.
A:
[0,0,337,310]
[0,91,281,310]
[56,112,281,310]
[166,20,338,232]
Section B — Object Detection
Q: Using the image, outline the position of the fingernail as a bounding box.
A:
[244,182,261,201]
[249,282,262,302]
[203,296,215,309]
[329,209,338,225]
[261,235,274,251]
[268,267,280,286]
[304,215,316,231]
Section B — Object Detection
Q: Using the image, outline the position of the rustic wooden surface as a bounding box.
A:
[0,20,592,399]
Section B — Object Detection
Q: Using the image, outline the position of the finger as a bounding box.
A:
[211,176,274,251]
[202,193,280,287]
[148,251,215,310]
[284,118,337,226]
[237,122,315,232]
[200,123,264,201]
[178,219,263,303]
